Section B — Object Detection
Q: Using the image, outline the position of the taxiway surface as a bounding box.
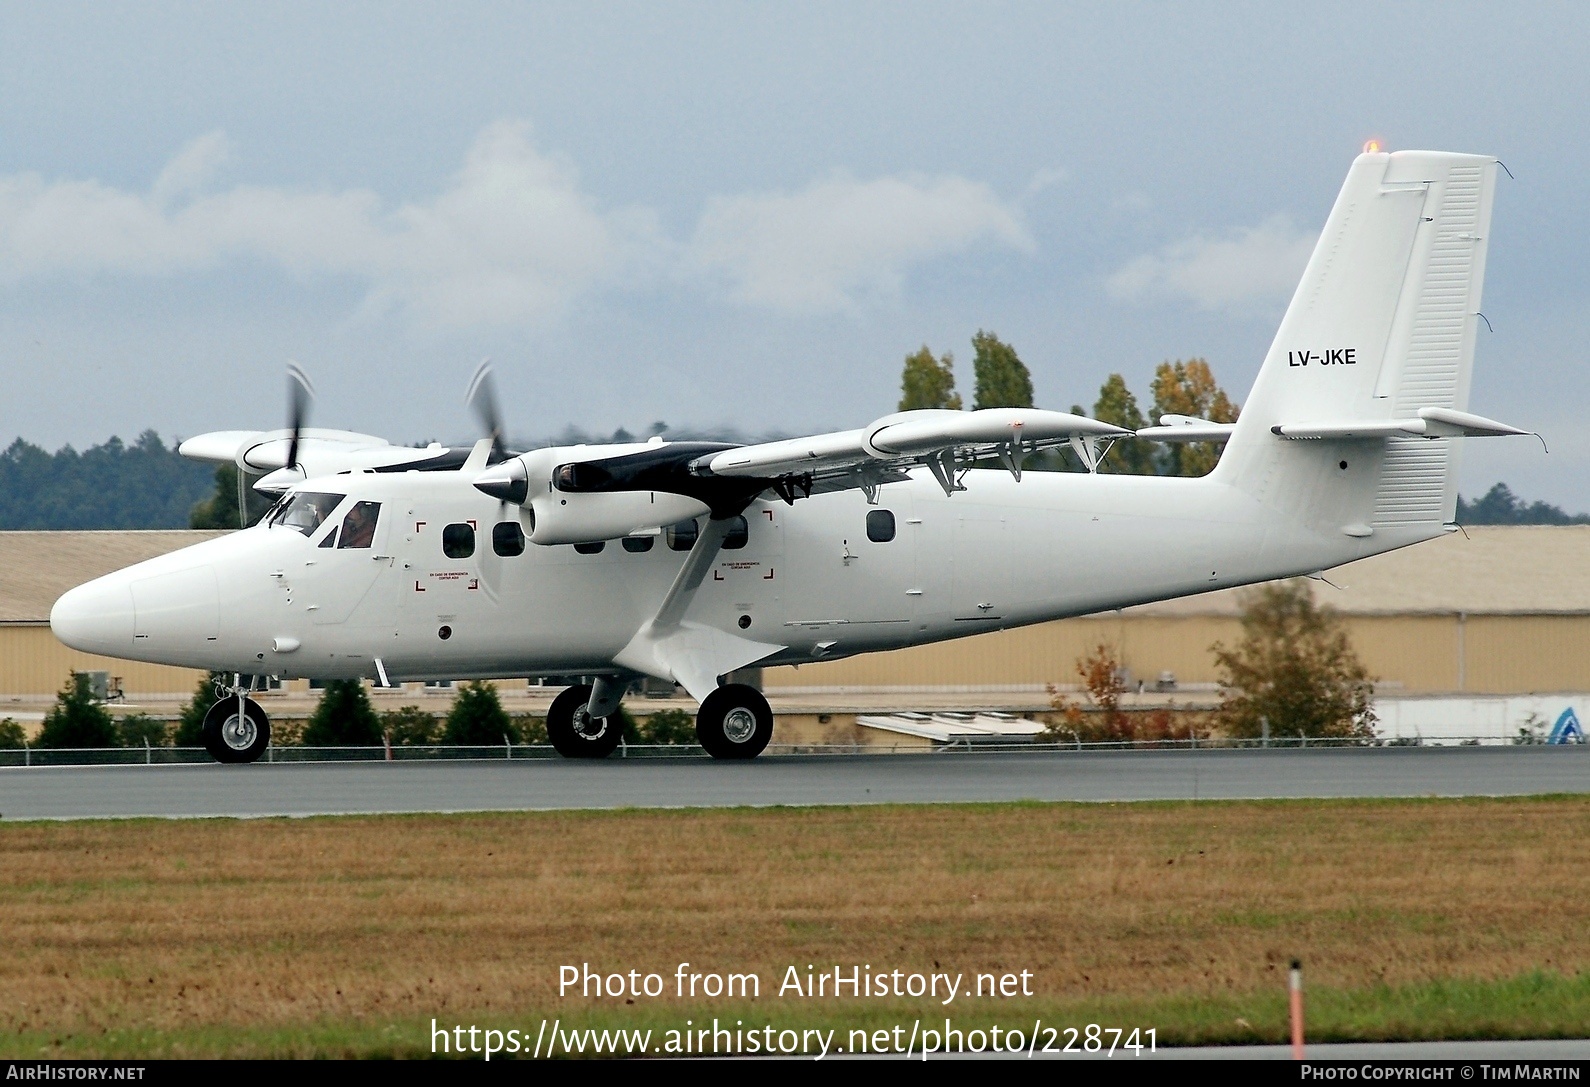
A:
[3,746,1587,820]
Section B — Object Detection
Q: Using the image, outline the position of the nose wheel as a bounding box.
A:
[546,684,624,759]
[201,695,271,764]
[696,684,773,759]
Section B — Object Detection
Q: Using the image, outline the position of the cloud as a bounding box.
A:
[686,172,1032,313]
[1107,214,1318,312]
[0,126,1029,325]
[0,121,655,328]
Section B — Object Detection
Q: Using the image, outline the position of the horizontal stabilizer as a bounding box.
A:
[1271,407,1528,441]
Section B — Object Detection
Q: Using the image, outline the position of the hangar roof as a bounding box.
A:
[0,525,1585,624]
[1126,526,1590,617]
[0,531,227,624]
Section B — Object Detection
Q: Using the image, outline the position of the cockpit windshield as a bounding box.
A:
[267,491,345,536]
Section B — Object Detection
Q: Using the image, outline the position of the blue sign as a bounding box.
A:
[1549,707,1584,745]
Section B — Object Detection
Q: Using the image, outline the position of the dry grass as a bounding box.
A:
[2,797,1589,1055]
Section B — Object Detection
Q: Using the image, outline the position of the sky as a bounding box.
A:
[2,2,1587,506]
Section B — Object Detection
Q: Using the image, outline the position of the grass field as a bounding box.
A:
[3,797,1589,1057]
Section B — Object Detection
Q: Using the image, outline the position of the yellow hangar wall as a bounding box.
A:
[0,624,204,698]
[5,614,1590,700]
[761,613,1590,695]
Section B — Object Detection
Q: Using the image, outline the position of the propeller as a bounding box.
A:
[465,359,506,462]
[285,360,315,471]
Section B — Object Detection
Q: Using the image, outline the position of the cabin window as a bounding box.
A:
[866,509,896,543]
[722,515,749,550]
[574,540,606,555]
[622,535,654,553]
[268,491,344,537]
[442,522,476,559]
[492,521,526,557]
[666,519,699,551]
[337,501,381,549]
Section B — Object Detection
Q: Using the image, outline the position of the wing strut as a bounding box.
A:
[612,516,786,701]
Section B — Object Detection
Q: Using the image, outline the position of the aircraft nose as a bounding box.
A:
[50,576,136,656]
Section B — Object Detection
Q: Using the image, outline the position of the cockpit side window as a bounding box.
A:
[268,492,345,536]
[337,501,381,549]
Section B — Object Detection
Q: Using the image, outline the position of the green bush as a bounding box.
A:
[302,680,382,746]
[0,718,26,748]
[117,713,170,747]
[175,671,227,746]
[512,714,548,744]
[381,706,441,746]
[443,681,517,745]
[617,705,641,744]
[641,708,697,745]
[36,672,119,748]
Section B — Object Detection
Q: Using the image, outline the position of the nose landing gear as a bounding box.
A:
[201,682,271,764]
[546,683,625,759]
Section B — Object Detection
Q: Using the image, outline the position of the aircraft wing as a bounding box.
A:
[179,428,477,494]
[688,408,1131,498]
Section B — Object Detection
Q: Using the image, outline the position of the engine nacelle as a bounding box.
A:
[473,446,711,545]
[528,489,710,545]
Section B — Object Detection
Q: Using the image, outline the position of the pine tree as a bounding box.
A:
[442,681,517,745]
[36,672,120,748]
[302,680,382,746]
[898,346,962,411]
[971,331,1035,410]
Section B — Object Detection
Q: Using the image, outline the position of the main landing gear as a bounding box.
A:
[201,688,271,764]
[546,681,774,760]
[695,684,774,760]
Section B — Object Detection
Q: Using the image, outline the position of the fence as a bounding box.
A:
[0,733,1581,767]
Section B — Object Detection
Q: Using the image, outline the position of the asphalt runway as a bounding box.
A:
[2,746,1588,820]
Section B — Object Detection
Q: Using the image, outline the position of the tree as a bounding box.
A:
[36,672,120,748]
[971,331,1034,410]
[175,671,228,746]
[0,431,213,530]
[443,680,517,745]
[0,718,26,748]
[380,706,442,746]
[641,708,697,745]
[1149,358,1239,476]
[898,346,963,411]
[118,713,170,747]
[190,462,266,529]
[514,714,549,744]
[1092,373,1154,475]
[1211,580,1376,741]
[302,680,383,746]
[1457,483,1590,525]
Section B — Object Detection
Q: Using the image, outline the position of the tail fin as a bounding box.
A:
[1216,150,1502,534]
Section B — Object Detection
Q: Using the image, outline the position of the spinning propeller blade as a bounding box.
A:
[285,361,315,471]
[465,359,506,461]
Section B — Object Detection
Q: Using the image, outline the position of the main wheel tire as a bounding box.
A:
[546,684,624,759]
[201,696,271,764]
[696,684,773,760]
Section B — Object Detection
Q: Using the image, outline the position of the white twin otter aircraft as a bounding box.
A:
[52,149,1530,764]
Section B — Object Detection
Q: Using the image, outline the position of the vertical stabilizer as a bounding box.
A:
[1215,150,1499,533]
